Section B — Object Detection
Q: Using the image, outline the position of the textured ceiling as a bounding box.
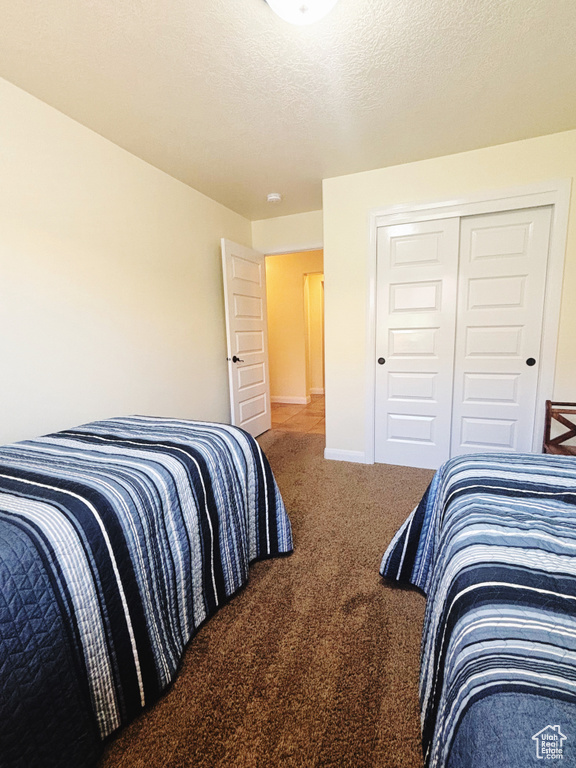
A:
[1,0,575,219]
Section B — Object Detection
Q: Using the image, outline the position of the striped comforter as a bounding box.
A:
[380,453,576,768]
[0,416,292,768]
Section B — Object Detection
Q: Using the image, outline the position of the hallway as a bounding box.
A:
[271,395,325,435]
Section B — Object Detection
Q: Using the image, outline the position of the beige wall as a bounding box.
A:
[306,273,325,393]
[252,210,323,254]
[0,78,251,445]
[265,250,324,402]
[323,129,576,459]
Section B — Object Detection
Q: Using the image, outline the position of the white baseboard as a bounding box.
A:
[310,388,325,395]
[271,395,311,405]
[324,448,367,464]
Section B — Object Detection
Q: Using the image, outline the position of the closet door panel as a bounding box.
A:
[451,207,552,456]
[375,219,459,469]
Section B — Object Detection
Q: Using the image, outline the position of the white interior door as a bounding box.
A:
[450,207,552,455]
[221,238,271,437]
[374,219,460,468]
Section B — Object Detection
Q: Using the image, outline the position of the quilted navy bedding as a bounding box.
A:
[380,453,576,768]
[0,416,292,768]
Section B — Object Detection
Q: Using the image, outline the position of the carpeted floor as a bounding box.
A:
[99,430,434,768]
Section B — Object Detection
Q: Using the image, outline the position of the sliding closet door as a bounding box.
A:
[450,207,552,456]
[374,219,459,469]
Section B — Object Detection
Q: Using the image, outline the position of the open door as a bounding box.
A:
[221,238,272,437]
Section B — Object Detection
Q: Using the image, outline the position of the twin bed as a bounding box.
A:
[381,452,576,767]
[0,416,292,767]
[2,414,575,767]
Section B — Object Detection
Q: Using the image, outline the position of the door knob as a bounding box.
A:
[232,355,244,363]
[377,357,386,365]
[526,357,536,366]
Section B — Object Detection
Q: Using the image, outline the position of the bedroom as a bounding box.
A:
[1,1,576,766]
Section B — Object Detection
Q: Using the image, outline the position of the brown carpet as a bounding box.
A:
[99,430,434,768]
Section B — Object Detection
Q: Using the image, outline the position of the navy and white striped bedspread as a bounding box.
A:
[380,453,576,768]
[0,416,291,767]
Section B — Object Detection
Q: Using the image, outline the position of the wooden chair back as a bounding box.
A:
[543,400,576,455]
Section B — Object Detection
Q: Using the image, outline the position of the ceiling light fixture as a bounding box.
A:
[267,192,283,204]
[265,0,339,25]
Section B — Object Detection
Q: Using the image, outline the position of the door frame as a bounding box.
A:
[365,179,572,464]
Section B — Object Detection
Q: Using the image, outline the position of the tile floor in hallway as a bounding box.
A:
[271,394,325,435]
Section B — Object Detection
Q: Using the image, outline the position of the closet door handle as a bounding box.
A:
[526,357,536,367]
[232,355,244,363]
[377,357,386,365]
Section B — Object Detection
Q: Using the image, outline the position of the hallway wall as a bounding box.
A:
[265,250,323,403]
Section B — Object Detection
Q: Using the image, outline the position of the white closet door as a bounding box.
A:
[375,219,460,469]
[451,207,552,456]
